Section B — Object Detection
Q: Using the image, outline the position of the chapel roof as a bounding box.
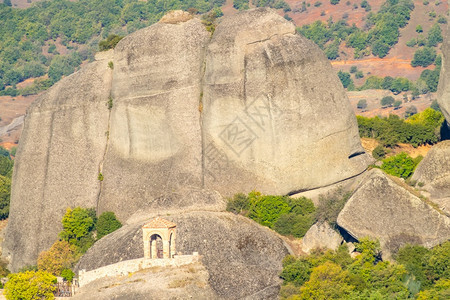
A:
[142,217,176,229]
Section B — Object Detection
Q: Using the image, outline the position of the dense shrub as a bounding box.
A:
[227,192,315,238]
[4,270,57,300]
[337,71,353,88]
[59,207,95,253]
[372,145,386,160]
[356,99,367,109]
[96,211,122,239]
[280,239,414,299]
[381,96,395,107]
[395,241,450,295]
[381,152,421,179]
[233,0,249,10]
[357,110,445,147]
[411,47,437,67]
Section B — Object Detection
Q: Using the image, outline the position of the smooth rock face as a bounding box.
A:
[301,222,343,253]
[337,169,450,258]
[438,23,450,125]
[203,9,371,195]
[97,18,209,220]
[3,61,112,269]
[411,140,450,199]
[76,212,290,299]
[4,8,369,271]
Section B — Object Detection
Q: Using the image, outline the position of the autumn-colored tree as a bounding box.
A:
[37,240,78,276]
[4,270,56,300]
[299,261,354,299]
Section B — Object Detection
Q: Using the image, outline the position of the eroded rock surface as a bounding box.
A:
[4,61,112,269]
[337,169,450,258]
[412,141,450,199]
[301,222,343,253]
[4,8,369,271]
[76,212,290,299]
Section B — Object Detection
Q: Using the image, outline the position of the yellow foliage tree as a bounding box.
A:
[4,270,56,300]
[37,240,78,276]
[299,261,354,299]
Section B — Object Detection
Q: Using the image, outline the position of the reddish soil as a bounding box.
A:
[0,94,40,148]
[361,137,432,158]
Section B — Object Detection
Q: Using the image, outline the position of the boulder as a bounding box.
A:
[76,211,290,299]
[337,169,450,258]
[411,141,450,199]
[301,222,343,253]
[202,8,371,195]
[4,8,370,271]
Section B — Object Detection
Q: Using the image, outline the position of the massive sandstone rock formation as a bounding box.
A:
[337,169,450,258]
[4,8,370,273]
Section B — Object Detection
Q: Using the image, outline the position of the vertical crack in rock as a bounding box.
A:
[96,67,114,213]
[37,111,56,258]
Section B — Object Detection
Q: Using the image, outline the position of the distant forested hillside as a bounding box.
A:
[0,0,225,95]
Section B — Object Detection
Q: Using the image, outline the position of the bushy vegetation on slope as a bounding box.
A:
[338,54,441,93]
[227,189,353,236]
[357,108,445,148]
[4,207,123,297]
[0,0,225,96]
[297,0,416,59]
[280,239,450,299]
[0,147,14,220]
[227,191,316,238]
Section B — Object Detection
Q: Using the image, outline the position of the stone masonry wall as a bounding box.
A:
[78,254,199,287]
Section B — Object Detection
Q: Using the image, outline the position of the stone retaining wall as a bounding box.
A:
[78,253,199,287]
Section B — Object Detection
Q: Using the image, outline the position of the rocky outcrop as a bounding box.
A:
[337,169,450,258]
[4,8,370,271]
[72,262,218,300]
[411,141,450,199]
[301,222,343,253]
[202,9,370,195]
[3,61,112,269]
[76,211,290,299]
[438,22,450,125]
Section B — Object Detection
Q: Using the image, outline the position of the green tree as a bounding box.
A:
[233,0,249,10]
[96,211,122,239]
[381,152,419,179]
[372,145,386,160]
[412,47,437,67]
[4,270,57,300]
[337,71,353,88]
[248,192,291,228]
[59,207,95,253]
[0,175,11,220]
[381,96,395,107]
[357,99,367,109]
[416,25,423,33]
[405,105,418,117]
[427,23,443,47]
